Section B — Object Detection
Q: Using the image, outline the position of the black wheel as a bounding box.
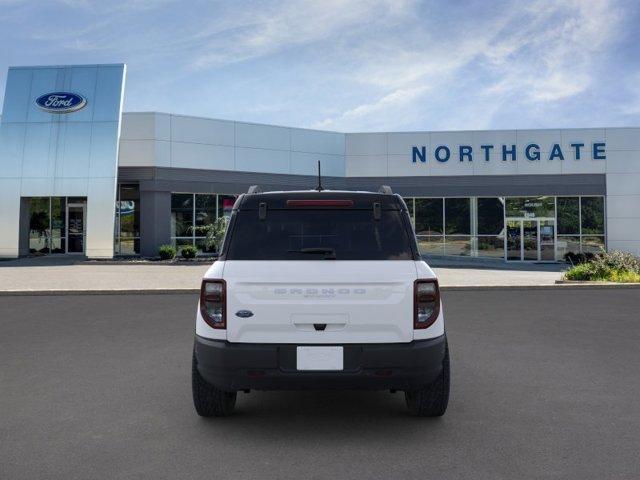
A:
[405,341,450,417]
[192,352,237,417]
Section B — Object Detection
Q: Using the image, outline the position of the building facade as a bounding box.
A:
[2,64,640,261]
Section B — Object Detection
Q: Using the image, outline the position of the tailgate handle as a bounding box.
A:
[314,323,327,331]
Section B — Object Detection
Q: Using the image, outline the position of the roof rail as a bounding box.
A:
[378,185,393,195]
[247,185,262,194]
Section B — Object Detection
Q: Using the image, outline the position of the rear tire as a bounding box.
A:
[192,352,237,417]
[405,341,450,417]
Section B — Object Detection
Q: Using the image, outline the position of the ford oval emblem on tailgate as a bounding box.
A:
[235,310,254,318]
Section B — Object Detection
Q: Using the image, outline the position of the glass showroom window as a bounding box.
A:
[114,184,140,255]
[581,197,605,253]
[171,193,237,253]
[477,197,505,258]
[445,198,471,256]
[415,198,444,256]
[556,196,605,257]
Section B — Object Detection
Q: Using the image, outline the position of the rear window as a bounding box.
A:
[225,209,415,260]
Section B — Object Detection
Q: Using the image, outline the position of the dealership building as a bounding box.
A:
[1,63,640,261]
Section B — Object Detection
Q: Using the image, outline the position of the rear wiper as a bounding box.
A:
[288,247,336,259]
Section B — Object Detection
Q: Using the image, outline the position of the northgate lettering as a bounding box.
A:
[411,143,606,163]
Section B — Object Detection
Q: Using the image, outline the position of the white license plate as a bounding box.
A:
[296,346,344,371]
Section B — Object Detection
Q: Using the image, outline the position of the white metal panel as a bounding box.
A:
[472,152,518,176]
[516,129,562,154]
[345,132,387,156]
[85,176,118,258]
[388,153,431,177]
[605,150,640,174]
[606,128,640,151]
[120,113,157,140]
[606,218,640,242]
[236,122,290,150]
[171,142,234,170]
[0,179,20,257]
[118,139,157,167]
[290,151,344,176]
[605,195,640,218]
[387,132,429,155]
[345,154,388,176]
[606,173,640,195]
[290,128,344,155]
[235,146,289,173]
[170,115,235,146]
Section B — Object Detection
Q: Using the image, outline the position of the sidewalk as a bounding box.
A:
[0,257,566,293]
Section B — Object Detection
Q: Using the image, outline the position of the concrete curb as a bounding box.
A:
[2,283,640,296]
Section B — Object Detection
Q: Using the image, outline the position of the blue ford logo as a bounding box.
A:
[35,92,87,114]
[235,310,254,318]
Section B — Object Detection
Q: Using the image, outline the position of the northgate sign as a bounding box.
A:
[412,142,606,163]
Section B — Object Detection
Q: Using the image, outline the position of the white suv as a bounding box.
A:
[192,187,450,417]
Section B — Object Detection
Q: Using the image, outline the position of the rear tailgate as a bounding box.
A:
[224,260,417,344]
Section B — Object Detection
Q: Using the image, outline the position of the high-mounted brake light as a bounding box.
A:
[286,199,354,207]
[414,279,440,329]
[200,279,226,329]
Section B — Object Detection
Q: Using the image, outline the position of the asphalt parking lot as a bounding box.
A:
[1,289,639,480]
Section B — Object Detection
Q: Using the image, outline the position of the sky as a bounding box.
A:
[0,0,639,132]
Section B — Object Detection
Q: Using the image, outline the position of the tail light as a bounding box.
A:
[200,279,226,329]
[414,279,440,329]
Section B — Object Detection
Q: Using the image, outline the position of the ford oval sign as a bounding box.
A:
[35,92,87,114]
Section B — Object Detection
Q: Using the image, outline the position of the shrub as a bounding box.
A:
[181,245,197,259]
[563,251,595,265]
[158,244,176,260]
[564,263,595,280]
[563,250,640,282]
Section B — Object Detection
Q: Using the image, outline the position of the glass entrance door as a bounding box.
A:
[66,204,86,254]
[505,218,555,261]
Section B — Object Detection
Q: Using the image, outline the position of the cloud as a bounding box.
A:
[312,0,626,130]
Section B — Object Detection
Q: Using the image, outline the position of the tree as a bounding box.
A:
[191,216,229,252]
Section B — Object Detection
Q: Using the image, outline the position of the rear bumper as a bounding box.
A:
[194,334,447,392]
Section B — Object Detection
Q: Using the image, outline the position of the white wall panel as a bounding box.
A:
[171,115,234,146]
[346,133,387,156]
[291,128,344,155]
[236,147,289,173]
[387,132,429,156]
[89,122,121,177]
[118,140,157,167]
[171,142,234,170]
[605,150,640,174]
[606,128,640,151]
[0,179,20,257]
[120,113,157,140]
[236,122,290,150]
[345,154,387,176]
[85,177,117,258]
[290,152,344,176]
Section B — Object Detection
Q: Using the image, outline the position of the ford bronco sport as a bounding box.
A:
[192,185,450,417]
